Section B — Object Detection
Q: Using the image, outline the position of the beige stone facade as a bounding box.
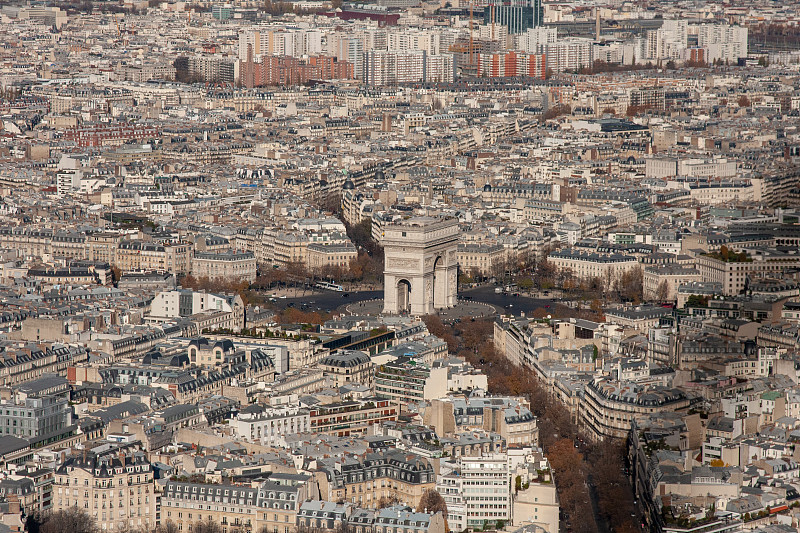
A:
[643,265,702,301]
[116,240,192,274]
[54,446,156,532]
[306,243,358,271]
[191,250,257,282]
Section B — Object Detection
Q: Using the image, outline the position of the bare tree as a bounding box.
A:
[155,522,180,533]
[655,279,671,303]
[376,492,401,508]
[193,519,223,533]
[38,508,99,533]
[417,489,447,515]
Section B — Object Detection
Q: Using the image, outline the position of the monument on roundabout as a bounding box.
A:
[381,216,459,316]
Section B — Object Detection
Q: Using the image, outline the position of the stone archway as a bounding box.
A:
[433,256,447,309]
[397,279,411,314]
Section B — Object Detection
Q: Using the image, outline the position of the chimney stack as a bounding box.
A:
[7,495,20,515]
[595,8,601,41]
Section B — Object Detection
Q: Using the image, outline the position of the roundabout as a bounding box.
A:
[342,297,501,320]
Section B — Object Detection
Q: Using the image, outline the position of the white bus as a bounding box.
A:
[316,281,344,292]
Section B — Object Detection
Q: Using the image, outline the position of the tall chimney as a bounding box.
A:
[595,8,601,41]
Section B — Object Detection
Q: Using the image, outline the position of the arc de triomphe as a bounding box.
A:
[382,217,459,315]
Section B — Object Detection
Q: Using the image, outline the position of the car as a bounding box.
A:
[342,293,349,298]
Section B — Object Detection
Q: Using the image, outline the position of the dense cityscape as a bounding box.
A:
[0,0,799,533]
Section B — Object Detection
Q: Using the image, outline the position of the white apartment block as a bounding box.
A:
[437,454,512,531]
[239,28,323,60]
[646,20,688,61]
[363,50,454,85]
[149,289,239,318]
[696,24,747,64]
[516,26,557,54]
[388,30,447,55]
[544,39,593,72]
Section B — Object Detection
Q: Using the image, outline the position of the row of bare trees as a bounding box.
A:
[421,316,640,533]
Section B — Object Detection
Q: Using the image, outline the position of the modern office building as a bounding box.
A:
[483,0,543,35]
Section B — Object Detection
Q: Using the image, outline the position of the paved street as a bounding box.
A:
[459,286,564,315]
[271,284,565,318]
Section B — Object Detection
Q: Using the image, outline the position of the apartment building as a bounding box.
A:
[62,124,160,148]
[374,357,430,404]
[547,248,639,281]
[477,51,547,79]
[512,455,559,533]
[373,506,447,533]
[191,250,257,283]
[233,405,310,446]
[273,232,308,267]
[318,350,374,388]
[425,359,488,400]
[149,290,245,331]
[309,397,398,437]
[581,378,695,440]
[697,251,800,296]
[316,450,435,508]
[116,240,192,274]
[603,306,672,332]
[53,445,156,532]
[457,243,506,277]
[424,396,538,448]
[437,454,511,530]
[306,243,358,271]
[0,228,57,259]
[162,475,315,533]
[362,51,454,85]
[86,233,124,264]
[543,39,593,72]
[0,392,74,444]
[643,265,702,301]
